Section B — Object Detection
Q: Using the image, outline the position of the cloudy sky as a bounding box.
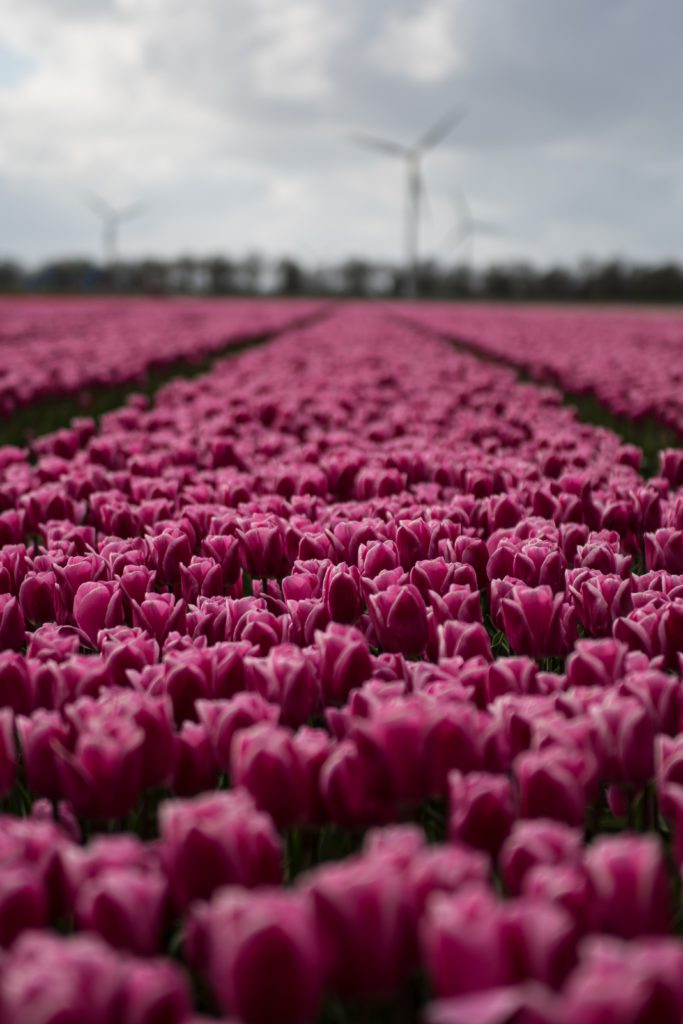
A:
[0,0,681,267]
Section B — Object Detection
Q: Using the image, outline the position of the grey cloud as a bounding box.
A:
[0,0,681,265]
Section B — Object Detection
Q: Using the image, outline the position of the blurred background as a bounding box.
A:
[0,0,681,299]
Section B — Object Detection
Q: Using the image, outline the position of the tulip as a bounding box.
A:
[245,644,320,726]
[17,709,72,799]
[53,554,109,611]
[99,626,159,684]
[54,715,145,820]
[26,623,81,663]
[0,543,30,595]
[159,790,282,908]
[238,523,288,578]
[74,866,168,955]
[180,556,224,604]
[0,931,124,1023]
[565,638,628,689]
[568,571,632,637]
[502,585,575,659]
[147,527,194,586]
[421,886,514,997]
[196,693,279,774]
[487,657,539,701]
[357,539,401,578]
[319,737,395,826]
[645,529,683,574]
[132,593,186,644]
[437,620,492,662]
[73,580,125,646]
[117,564,156,606]
[120,957,192,1024]
[407,845,490,912]
[589,695,654,787]
[0,653,34,714]
[322,562,362,623]
[523,862,595,934]
[584,834,671,938]
[619,669,682,736]
[367,583,428,656]
[230,723,329,827]
[448,770,516,855]
[202,534,242,584]
[0,594,25,652]
[514,748,596,827]
[362,823,425,868]
[199,887,324,1024]
[0,708,16,797]
[499,819,584,895]
[172,721,217,796]
[314,623,373,705]
[396,518,434,569]
[308,855,417,997]
[19,571,63,627]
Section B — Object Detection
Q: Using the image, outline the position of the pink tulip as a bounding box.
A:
[307,854,416,997]
[74,866,168,955]
[502,585,575,659]
[313,623,373,704]
[367,583,428,656]
[0,594,25,651]
[449,770,516,855]
[499,819,584,895]
[198,887,324,1024]
[159,790,282,908]
[584,835,671,938]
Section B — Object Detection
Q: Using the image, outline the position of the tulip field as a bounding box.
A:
[4,298,683,1022]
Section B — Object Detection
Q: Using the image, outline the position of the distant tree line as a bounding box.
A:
[1,255,683,303]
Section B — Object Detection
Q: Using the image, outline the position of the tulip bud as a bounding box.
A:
[74,866,168,955]
[367,583,428,657]
[73,580,125,646]
[448,770,516,855]
[198,888,324,1024]
[159,790,282,908]
[584,834,671,938]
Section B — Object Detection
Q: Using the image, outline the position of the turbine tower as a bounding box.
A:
[352,107,465,297]
[83,192,144,265]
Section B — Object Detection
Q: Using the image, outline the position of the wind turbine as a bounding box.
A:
[352,107,465,297]
[83,192,144,265]
[438,187,501,267]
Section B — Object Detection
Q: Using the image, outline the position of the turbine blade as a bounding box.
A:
[472,217,502,236]
[417,106,466,151]
[117,201,145,223]
[451,185,474,235]
[82,190,114,220]
[350,131,409,157]
[438,186,474,252]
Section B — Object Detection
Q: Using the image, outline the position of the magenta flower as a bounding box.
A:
[501,584,575,658]
[73,580,126,646]
[245,644,320,726]
[584,835,671,938]
[0,594,25,652]
[313,623,373,705]
[159,790,282,909]
[514,748,597,827]
[74,866,168,956]
[307,855,416,997]
[197,888,325,1024]
[448,770,516,855]
[367,583,428,656]
[231,723,329,827]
